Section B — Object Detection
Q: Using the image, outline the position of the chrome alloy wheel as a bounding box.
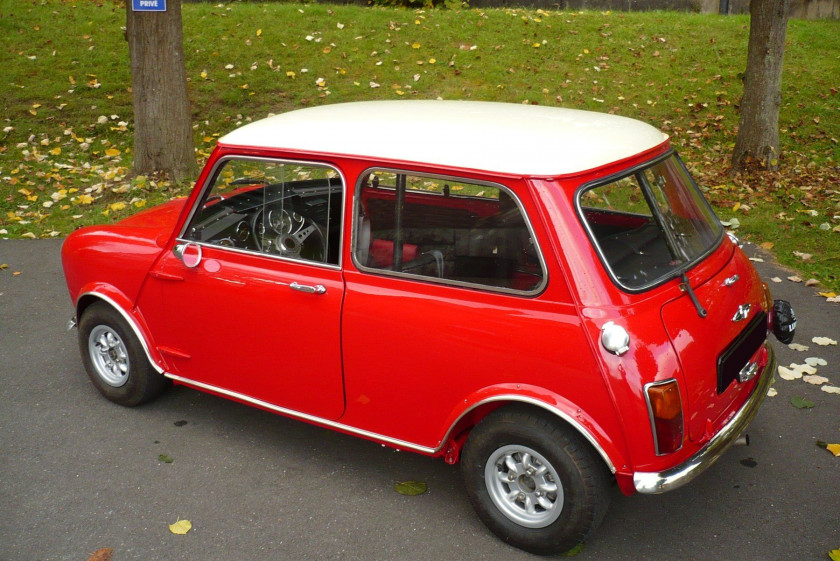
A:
[88,325,130,388]
[485,444,564,528]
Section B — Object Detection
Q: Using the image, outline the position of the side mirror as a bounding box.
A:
[174,242,202,268]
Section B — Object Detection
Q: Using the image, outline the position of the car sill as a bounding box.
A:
[633,343,776,494]
[163,373,438,456]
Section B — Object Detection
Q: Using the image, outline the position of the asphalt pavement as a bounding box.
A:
[0,238,838,561]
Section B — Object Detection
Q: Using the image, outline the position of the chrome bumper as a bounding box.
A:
[633,344,776,494]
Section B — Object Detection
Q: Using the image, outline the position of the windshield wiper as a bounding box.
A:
[680,272,707,318]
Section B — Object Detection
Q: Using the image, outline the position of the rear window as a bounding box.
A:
[578,153,723,291]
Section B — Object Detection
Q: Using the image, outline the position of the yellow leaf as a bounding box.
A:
[49,147,61,156]
[827,444,840,457]
[133,200,146,208]
[732,202,741,212]
[109,202,126,212]
[256,28,262,36]
[77,194,94,205]
[105,148,121,157]
[412,43,421,49]
[168,519,192,535]
[819,292,837,299]
[200,70,208,79]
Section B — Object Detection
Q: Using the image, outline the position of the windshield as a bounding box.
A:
[578,153,723,291]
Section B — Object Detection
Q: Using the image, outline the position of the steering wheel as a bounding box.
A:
[252,206,327,262]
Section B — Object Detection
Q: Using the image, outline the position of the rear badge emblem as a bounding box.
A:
[732,303,751,322]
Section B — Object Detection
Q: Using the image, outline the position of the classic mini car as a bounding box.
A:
[62,101,795,554]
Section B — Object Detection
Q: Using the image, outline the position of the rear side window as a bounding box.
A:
[354,170,545,293]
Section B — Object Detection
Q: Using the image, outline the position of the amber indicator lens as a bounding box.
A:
[647,381,684,455]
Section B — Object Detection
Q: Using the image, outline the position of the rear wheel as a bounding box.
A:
[461,406,611,555]
[78,301,169,406]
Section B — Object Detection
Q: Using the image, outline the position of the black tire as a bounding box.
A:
[461,406,611,555]
[78,301,169,406]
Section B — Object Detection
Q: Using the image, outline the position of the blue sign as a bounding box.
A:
[132,0,166,11]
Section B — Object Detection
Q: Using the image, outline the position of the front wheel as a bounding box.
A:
[461,407,611,555]
[78,302,169,406]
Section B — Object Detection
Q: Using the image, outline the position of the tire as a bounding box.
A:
[461,406,611,555]
[78,301,169,406]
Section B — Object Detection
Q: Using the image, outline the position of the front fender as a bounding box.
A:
[73,287,166,374]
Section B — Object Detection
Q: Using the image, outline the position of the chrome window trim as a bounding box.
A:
[177,155,346,270]
[575,151,725,294]
[352,166,549,297]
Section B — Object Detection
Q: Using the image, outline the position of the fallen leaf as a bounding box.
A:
[803,375,829,385]
[86,548,113,561]
[778,365,801,380]
[788,343,809,351]
[770,277,782,283]
[813,337,839,346]
[767,387,778,397]
[818,292,837,299]
[805,279,820,287]
[821,385,840,395]
[787,276,803,283]
[394,480,427,496]
[168,519,192,535]
[829,548,840,561]
[790,363,818,375]
[804,357,828,367]
[158,454,174,463]
[759,242,775,250]
[790,396,815,409]
[793,251,813,261]
[816,441,840,456]
[560,542,585,556]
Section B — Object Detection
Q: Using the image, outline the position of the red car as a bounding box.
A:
[62,101,794,554]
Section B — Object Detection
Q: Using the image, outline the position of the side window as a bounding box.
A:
[355,170,544,293]
[183,158,343,265]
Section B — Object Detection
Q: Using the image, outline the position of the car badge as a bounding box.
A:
[732,303,751,322]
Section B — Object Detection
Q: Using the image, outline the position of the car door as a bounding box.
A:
[139,156,346,420]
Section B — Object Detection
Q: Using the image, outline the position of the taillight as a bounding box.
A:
[645,379,684,455]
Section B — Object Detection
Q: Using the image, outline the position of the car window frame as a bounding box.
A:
[176,154,346,271]
[352,166,549,297]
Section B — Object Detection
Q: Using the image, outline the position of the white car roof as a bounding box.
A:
[219,100,669,177]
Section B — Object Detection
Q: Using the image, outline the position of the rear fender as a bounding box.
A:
[438,384,627,478]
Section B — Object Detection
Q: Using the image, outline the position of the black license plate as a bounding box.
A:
[717,311,768,394]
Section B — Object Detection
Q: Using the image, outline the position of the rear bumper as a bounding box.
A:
[633,343,776,494]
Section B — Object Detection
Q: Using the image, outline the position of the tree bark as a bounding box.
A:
[731,0,790,172]
[126,0,196,183]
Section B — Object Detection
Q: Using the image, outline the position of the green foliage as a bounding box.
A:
[0,0,838,289]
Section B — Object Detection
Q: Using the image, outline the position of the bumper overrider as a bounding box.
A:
[633,343,777,494]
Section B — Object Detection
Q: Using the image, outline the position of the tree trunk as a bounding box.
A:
[731,0,790,172]
[126,0,196,183]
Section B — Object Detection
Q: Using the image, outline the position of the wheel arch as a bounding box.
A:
[75,289,165,374]
[440,390,625,477]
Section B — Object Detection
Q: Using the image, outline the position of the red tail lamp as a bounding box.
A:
[645,379,684,455]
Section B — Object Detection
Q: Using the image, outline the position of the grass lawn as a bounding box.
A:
[1,0,838,289]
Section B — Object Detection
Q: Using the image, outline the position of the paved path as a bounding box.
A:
[0,239,837,560]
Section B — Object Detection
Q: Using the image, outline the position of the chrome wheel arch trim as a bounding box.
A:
[440,395,617,474]
[76,291,165,374]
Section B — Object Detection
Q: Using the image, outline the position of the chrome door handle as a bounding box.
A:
[290,282,326,295]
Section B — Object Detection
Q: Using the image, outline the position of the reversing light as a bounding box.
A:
[645,379,684,455]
